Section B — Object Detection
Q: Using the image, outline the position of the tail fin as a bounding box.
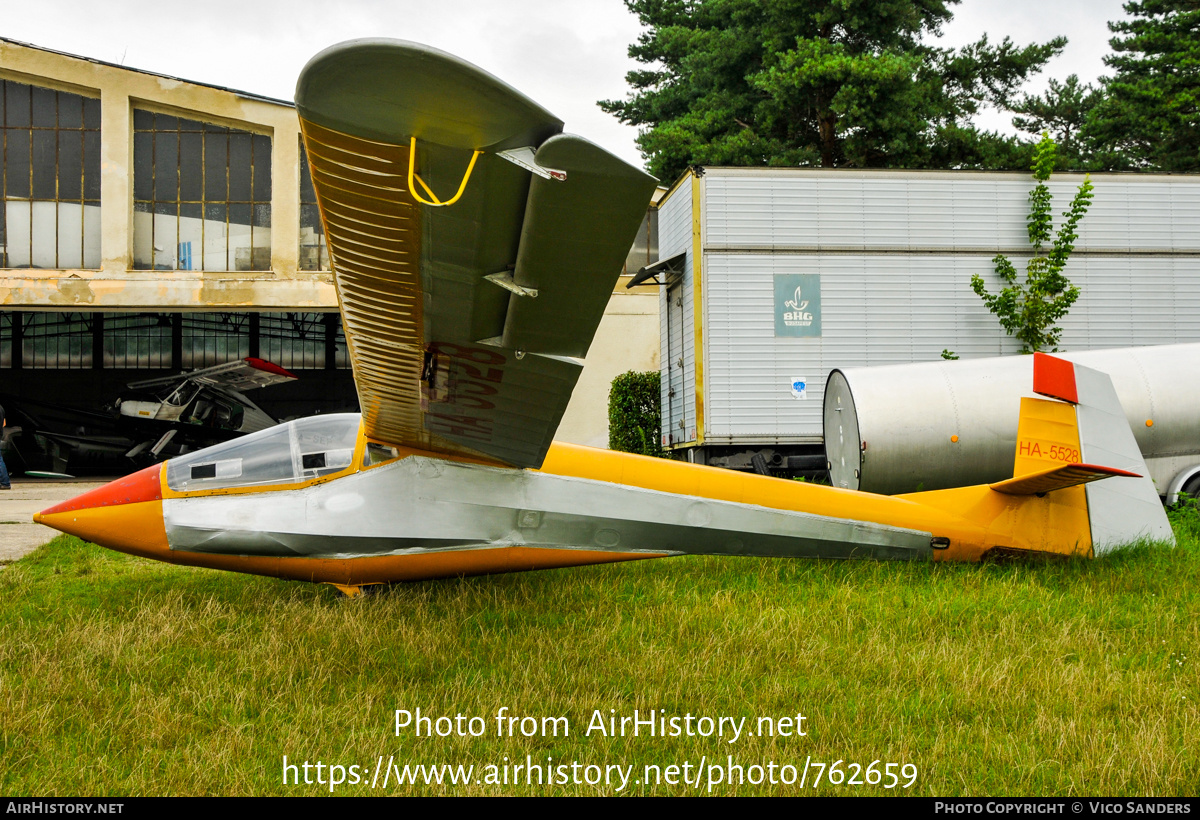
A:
[1010,353,1173,552]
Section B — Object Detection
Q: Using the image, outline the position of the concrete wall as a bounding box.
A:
[557,282,660,448]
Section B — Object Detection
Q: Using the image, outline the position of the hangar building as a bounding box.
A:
[0,38,659,468]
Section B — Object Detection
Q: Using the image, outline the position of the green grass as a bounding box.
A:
[2,508,1199,796]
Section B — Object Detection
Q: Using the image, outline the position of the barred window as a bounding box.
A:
[1,80,101,270]
[133,111,271,272]
[298,143,329,271]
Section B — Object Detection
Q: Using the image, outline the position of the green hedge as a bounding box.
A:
[608,370,664,457]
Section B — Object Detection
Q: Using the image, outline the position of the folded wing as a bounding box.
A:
[296,39,657,468]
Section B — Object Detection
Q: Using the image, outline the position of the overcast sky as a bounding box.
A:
[2,0,1130,171]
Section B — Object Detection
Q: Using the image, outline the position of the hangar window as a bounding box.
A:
[0,313,10,368]
[180,311,251,368]
[0,80,101,270]
[102,313,174,368]
[21,312,93,368]
[298,143,329,271]
[133,110,271,272]
[1,310,352,370]
[259,312,348,369]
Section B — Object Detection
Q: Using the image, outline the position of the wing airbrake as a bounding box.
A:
[296,40,658,469]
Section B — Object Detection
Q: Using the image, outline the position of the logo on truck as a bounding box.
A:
[774,274,822,337]
[784,287,813,326]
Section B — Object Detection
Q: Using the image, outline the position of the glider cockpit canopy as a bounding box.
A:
[295,39,658,470]
[166,414,363,493]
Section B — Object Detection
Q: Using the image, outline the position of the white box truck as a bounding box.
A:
[648,166,1200,491]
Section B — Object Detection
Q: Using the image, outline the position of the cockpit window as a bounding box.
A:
[163,381,201,407]
[293,415,358,478]
[166,413,362,492]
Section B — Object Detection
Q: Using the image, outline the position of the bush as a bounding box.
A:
[608,371,664,457]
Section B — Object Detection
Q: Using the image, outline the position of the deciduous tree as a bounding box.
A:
[971,135,1094,353]
[608,371,664,457]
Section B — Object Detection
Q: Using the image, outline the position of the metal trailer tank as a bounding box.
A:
[823,344,1200,501]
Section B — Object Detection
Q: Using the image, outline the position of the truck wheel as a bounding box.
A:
[1182,474,1200,504]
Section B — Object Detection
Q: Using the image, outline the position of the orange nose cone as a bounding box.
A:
[35,464,171,560]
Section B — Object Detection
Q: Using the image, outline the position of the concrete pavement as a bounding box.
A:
[0,480,107,562]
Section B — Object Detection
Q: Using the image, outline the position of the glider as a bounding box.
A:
[116,357,297,458]
[33,40,1173,595]
[2,357,295,476]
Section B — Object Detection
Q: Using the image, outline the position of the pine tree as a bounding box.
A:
[600,0,1065,181]
[1085,0,1200,172]
[1010,75,1104,169]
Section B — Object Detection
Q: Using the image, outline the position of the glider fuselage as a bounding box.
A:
[35,412,1104,592]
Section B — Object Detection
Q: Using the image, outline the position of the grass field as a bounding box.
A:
[1,505,1198,796]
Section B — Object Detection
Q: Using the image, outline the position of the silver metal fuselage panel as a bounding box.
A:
[1072,365,1175,552]
[163,456,933,562]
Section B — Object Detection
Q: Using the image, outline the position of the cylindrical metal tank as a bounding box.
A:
[823,344,1200,494]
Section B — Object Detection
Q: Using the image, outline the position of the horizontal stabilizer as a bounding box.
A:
[990,462,1139,496]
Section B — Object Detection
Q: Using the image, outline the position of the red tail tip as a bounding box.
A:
[1032,353,1079,404]
[244,357,296,379]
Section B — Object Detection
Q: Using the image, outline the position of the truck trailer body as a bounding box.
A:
[654,167,1200,483]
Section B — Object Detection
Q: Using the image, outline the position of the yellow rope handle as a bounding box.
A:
[407,136,482,207]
